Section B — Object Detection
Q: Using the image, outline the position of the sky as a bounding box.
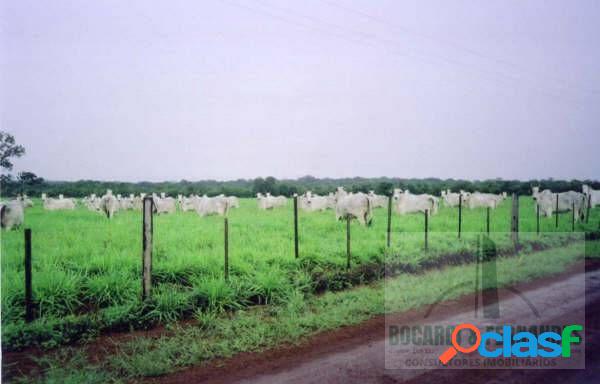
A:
[1,0,599,182]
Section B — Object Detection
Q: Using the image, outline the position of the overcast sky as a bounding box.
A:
[1,0,599,182]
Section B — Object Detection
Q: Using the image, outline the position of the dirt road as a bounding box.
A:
[152,260,600,384]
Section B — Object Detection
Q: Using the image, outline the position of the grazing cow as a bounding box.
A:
[17,194,34,208]
[393,190,438,215]
[178,195,198,211]
[533,189,585,220]
[367,191,388,208]
[583,184,600,208]
[442,190,468,207]
[1,199,24,230]
[117,194,135,210]
[257,193,287,209]
[299,192,331,212]
[83,194,102,212]
[194,195,229,217]
[333,187,349,202]
[100,190,119,219]
[226,196,240,208]
[335,192,372,226]
[152,194,177,214]
[42,195,76,210]
[132,195,143,210]
[463,192,503,209]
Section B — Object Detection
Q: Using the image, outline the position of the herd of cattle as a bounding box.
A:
[1,185,599,230]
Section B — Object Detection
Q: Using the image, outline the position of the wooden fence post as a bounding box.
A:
[24,228,33,323]
[224,217,229,280]
[293,195,299,259]
[511,193,519,248]
[572,201,575,232]
[346,216,351,270]
[555,194,559,228]
[142,196,153,301]
[386,195,392,247]
[424,209,429,250]
[587,194,592,224]
[536,203,540,235]
[458,194,462,239]
[486,207,490,234]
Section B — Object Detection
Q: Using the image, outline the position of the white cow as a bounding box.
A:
[178,195,198,212]
[367,191,388,209]
[194,195,229,217]
[0,199,24,230]
[42,194,76,210]
[16,194,34,208]
[227,196,240,208]
[441,190,469,208]
[100,190,120,219]
[463,192,503,210]
[216,194,240,209]
[533,189,585,221]
[393,190,438,215]
[257,193,287,210]
[334,187,349,202]
[335,192,373,226]
[583,184,600,208]
[83,194,102,212]
[117,194,136,210]
[299,192,331,212]
[152,194,177,214]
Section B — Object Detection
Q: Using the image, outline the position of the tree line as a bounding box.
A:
[1,174,598,199]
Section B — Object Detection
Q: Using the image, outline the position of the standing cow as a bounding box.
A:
[367,191,388,209]
[441,190,469,208]
[335,192,372,226]
[393,190,438,215]
[42,194,76,210]
[257,193,287,210]
[532,189,585,221]
[463,192,503,209]
[0,199,24,230]
[100,190,120,219]
[583,184,600,208]
[194,195,229,217]
[152,194,177,214]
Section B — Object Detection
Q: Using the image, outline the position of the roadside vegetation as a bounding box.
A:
[9,240,596,383]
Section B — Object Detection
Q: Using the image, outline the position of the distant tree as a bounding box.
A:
[253,177,266,194]
[18,171,44,185]
[375,182,394,196]
[0,131,26,171]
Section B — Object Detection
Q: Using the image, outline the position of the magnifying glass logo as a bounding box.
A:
[439,323,481,365]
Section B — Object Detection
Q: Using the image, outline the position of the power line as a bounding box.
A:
[218,0,593,110]
[320,0,600,97]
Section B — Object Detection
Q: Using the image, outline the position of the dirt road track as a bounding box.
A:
[149,260,600,384]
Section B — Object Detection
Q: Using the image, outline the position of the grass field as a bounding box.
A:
[1,196,598,350]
